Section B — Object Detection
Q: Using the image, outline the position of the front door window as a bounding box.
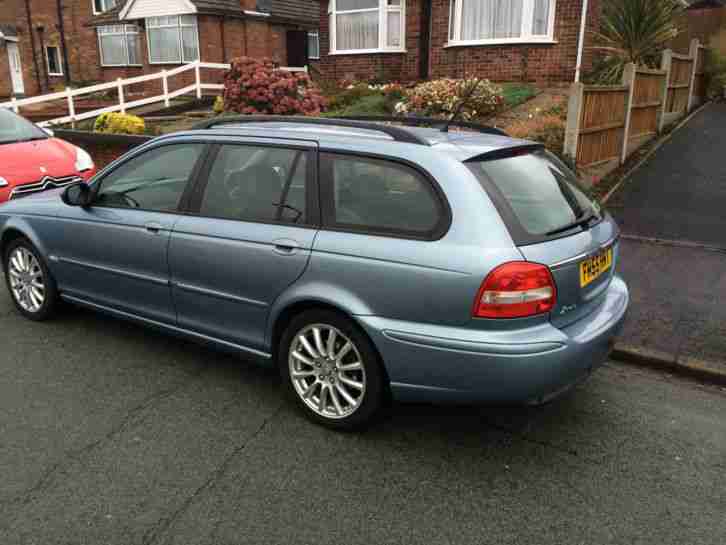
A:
[94,144,205,211]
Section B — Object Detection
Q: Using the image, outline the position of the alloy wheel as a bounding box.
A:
[7,247,46,313]
[288,324,367,420]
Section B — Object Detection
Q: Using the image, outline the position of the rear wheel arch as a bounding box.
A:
[270,300,391,389]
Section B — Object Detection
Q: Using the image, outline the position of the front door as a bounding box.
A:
[169,139,318,353]
[286,30,309,68]
[7,43,24,95]
[52,142,208,324]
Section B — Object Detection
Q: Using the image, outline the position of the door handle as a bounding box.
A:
[273,238,301,256]
[145,222,164,234]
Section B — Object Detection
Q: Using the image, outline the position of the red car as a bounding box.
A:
[0,109,96,202]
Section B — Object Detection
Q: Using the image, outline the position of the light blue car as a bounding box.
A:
[0,117,628,430]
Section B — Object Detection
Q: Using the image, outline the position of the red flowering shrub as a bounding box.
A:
[222,57,327,116]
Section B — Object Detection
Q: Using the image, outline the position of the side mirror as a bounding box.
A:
[41,127,54,137]
[62,183,91,207]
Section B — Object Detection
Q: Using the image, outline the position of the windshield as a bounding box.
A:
[0,109,48,145]
[468,149,601,242]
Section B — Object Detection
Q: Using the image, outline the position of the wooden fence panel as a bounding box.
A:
[630,70,665,138]
[576,87,628,167]
[692,46,707,106]
[666,56,694,114]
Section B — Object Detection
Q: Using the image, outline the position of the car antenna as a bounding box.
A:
[441,78,482,133]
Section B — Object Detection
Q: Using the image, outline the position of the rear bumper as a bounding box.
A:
[357,275,629,404]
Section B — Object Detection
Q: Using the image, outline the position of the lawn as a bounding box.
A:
[500,83,539,109]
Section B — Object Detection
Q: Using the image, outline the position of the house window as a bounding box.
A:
[328,0,405,54]
[93,0,117,15]
[98,25,141,66]
[147,15,199,64]
[308,31,320,59]
[448,0,556,45]
[45,46,62,76]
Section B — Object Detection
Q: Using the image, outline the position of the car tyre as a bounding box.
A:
[4,237,59,321]
[279,309,385,431]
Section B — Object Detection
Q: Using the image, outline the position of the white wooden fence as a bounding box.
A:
[0,61,308,127]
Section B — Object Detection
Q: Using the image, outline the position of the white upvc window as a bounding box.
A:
[328,0,405,55]
[93,0,117,15]
[45,45,63,76]
[448,0,556,46]
[308,31,320,59]
[146,15,200,65]
[98,25,141,67]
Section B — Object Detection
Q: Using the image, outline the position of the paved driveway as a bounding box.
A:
[1,286,725,545]
[610,102,726,247]
[607,102,726,366]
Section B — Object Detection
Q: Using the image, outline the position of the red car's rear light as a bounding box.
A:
[473,261,556,319]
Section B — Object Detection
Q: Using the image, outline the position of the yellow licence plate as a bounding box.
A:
[580,248,613,287]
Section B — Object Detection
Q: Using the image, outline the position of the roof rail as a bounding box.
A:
[335,116,509,137]
[191,115,431,145]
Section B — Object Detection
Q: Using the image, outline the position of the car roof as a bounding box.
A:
[164,120,537,162]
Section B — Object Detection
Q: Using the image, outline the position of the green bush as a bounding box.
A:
[213,95,225,114]
[706,50,726,99]
[93,112,145,135]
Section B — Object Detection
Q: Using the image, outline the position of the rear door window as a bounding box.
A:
[197,144,310,225]
[321,153,447,239]
[467,149,601,243]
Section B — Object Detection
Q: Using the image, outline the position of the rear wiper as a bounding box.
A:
[545,213,598,237]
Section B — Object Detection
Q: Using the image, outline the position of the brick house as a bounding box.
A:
[0,0,321,98]
[672,0,726,55]
[318,0,601,85]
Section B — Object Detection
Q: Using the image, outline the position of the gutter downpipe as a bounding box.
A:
[575,0,590,82]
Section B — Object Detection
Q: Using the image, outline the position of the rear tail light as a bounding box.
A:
[473,261,556,319]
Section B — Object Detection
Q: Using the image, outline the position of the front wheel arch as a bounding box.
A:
[0,228,27,272]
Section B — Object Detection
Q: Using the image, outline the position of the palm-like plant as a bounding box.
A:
[588,0,684,83]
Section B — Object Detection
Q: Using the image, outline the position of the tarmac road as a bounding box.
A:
[1,286,725,545]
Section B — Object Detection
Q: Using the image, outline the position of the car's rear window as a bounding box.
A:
[467,149,600,243]
[321,153,447,239]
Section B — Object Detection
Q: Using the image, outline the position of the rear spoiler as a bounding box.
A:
[464,144,544,163]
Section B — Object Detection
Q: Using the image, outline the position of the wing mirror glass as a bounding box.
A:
[62,182,91,207]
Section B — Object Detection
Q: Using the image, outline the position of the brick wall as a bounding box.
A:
[320,0,601,85]
[54,129,151,169]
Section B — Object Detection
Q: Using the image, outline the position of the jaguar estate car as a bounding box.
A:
[0,116,628,430]
[0,109,96,202]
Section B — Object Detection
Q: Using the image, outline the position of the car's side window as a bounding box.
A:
[198,144,308,224]
[94,144,205,211]
[322,153,444,237]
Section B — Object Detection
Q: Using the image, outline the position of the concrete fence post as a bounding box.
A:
[564,82,584,166]
[621,63,637,164]
[659,50,673,133]
[687,38,700,112]
[117,78,126,114]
